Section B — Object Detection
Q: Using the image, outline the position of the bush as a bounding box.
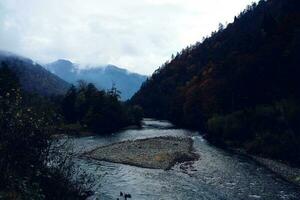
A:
[207,110,250,145]
[246,130,299,161]
[207,99,300,165]
[0,66,92,199]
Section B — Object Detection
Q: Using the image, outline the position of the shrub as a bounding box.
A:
[0,66,92,199]
[207,99,300,165]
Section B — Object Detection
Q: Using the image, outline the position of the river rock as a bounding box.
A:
[85,136,199,170]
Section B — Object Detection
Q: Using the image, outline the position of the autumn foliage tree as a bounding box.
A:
[131,0,300,165]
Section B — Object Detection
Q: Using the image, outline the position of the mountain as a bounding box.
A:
[45,60,147,100]
[0,51,70,96]
[131,0,300,165]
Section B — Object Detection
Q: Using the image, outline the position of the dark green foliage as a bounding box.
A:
[0,65,47,198]
[131,0,300,165]
[62,85,78,123]
[0,65,49,183]
[0,66,87,199]
[207,99,300,165]
[127,105,144,125]
[62,81,143,134]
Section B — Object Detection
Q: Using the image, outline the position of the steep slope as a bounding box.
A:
[132,0,300,125]
[131,0,300,164]
[45,60,147,100]
[0,51,70,96]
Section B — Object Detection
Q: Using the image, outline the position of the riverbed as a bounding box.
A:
[86,136,198,170]
[68,119,300,200]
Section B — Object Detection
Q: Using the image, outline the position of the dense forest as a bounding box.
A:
[60,82,143,135]
[131,0,300,165]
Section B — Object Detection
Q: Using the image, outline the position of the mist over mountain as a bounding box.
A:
[45,59,147,100]
[0,51,70,96]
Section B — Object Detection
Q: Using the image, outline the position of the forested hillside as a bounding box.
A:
[0,52,70,96]
[131,0,300,165]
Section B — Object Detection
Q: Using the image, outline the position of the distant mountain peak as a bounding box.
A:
[104,64,128,73]
[44,60,147,100]
[54,59,74,65]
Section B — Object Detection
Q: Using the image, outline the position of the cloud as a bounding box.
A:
[0,0,258,75]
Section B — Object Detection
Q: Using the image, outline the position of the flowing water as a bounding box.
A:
[68,119,300,200]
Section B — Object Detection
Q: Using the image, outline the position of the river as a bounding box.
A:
[68,119,300,200]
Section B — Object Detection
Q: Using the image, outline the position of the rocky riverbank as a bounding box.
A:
[232,148,300,187]
[85,136,199,170]
[252,156,300,187]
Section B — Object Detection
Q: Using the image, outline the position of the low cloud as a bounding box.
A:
[0,0,257,75]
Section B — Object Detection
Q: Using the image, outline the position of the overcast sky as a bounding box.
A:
[0,0,257,75]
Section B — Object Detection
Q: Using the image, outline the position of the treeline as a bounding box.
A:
[131,0,300,165]
[0,65,88,199]
[61,81,143,135]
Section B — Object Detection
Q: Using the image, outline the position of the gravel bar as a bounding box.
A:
[85,136,199,170]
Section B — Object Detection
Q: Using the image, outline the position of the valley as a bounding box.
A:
[0,0,299,199]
